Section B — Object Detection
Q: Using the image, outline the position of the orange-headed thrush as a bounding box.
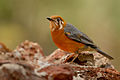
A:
[47,16,113,60]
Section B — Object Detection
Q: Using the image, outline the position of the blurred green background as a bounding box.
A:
[0,0,120,71]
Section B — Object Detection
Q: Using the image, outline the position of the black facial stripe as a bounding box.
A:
[57,18,63,25]
[57,18,60,23]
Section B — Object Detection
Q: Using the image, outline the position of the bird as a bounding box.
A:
[47,16,113,61]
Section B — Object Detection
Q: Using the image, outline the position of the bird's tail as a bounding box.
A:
[89,44,114,60]
[95,48,114,60]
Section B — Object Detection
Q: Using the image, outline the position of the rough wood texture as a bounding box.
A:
[0,40,119,80]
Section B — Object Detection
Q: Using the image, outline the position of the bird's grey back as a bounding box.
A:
[64,23,93,43]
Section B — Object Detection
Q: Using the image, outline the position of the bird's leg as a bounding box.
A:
[63,50,80,63]
[64,53,75,63]
[70,50,79,63]
[71,53,79,63]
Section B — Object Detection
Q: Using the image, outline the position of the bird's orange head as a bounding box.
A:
[47,16,66,31]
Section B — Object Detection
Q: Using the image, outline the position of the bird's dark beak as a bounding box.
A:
[47,17,54,21]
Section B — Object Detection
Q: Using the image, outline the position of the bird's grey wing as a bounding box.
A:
[64,24,114,60]
[64,23,95,47]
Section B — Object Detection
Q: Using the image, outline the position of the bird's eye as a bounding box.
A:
[57,18,64,24]
[57,18,60,23]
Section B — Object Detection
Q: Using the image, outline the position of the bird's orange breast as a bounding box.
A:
[51,29,85,53]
